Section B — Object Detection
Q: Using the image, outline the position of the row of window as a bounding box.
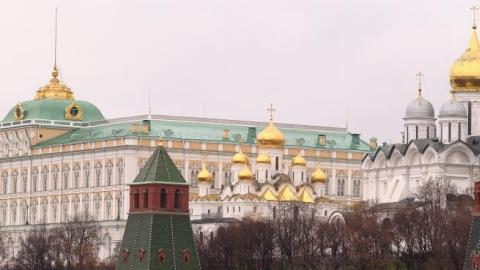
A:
[1,162,124,194]
[0,196,123,226]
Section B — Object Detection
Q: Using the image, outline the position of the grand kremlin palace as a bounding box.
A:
[0,65,373,260]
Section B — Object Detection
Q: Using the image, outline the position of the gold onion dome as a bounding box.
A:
[232,149,249,165]
[256,153,271,164]
[197,164,213,182]
[34,66,75,100]
[238,165,253,181]
[291,154,306,167]
[257,121,285,148]
[311,168,327,183]
[450,26,480,91]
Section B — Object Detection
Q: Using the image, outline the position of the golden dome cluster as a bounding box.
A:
[256,153,271,164]
[232,149,249,165]
[311,168,326,183]
[34,66,75,100]
[197,164,213,182]
[291,154,306,167]
[450,26,480,91]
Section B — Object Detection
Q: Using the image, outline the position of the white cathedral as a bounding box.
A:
[361,21,480,203]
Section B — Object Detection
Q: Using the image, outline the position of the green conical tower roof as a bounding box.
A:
[132,145,187,185]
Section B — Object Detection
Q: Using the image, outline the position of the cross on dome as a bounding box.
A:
[472,5,478,29]
[267,103,276,121]
[416,72,424,96]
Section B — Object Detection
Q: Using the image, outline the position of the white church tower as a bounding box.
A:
[403,73,436,143]
[438,95,468,143]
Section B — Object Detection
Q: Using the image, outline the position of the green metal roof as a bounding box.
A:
[117,214,200,270]
[132,145,187,185]
[34,118,371,151]
[1,99,105,123]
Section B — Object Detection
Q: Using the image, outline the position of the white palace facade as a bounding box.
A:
[0,63,372,261]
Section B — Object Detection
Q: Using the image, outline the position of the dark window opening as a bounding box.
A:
[134,193,140,209]
[415,125,418,140]
[458,124,461,140]
[174,189,181,209]
[143,190,149,209]
[448,122,452,142]
[275,157,279,171]
[468,101,472,135]
[160,188,167,208]
[427,126,430,138]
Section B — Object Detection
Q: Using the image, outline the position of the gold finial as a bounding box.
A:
[267,103,276,121]
[416,72,424,97]
[472,5,479,29]
[158,139,163,147]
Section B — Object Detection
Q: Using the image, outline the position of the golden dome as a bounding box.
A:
[257,121,285,148]
[197,164,213,182]
[34,66,75,100]
[256,153,271,164]
[311,168,326,183]
[450,27,480,91]
[238,165,253,181]
[232,149,249,165]
[291,154,306,167]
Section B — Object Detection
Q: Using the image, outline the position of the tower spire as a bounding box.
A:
[416,72,424,97]
[472,5,478,30]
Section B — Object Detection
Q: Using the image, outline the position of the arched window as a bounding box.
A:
[174,189,181,209]
[143,190,149,209]
[273,206,276,220]
[448,122,452,142]
[160,189,167,208]
[275,157,279,171]
[84,162,91,188]
[134,192,140,209]
[11,171,18,194]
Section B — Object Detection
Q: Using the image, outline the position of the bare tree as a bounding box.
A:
[15,225,56,270]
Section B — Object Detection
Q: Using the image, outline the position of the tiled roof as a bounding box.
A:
[132,146,187,185]
[117,214,200,270]
[34,117,372,151]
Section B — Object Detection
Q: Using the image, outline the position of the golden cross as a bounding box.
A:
[267,103,276,121]
[472,5,479,29]
[416,72,424,96]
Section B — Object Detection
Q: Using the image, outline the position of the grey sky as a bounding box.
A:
[0,0,475,144]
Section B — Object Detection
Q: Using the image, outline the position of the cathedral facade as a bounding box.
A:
[0,64,372,261]
[362,21,480,203]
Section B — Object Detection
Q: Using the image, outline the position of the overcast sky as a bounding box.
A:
[0,1,476,144]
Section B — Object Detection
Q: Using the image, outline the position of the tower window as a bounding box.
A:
[415,125,418,140]
[143,190,149,209]
[134,192,140,209]
[275,157,279,171]
[174,189,181,209]
[448,122,452,142]
[468,101,472,135]
[160,188,167,208]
